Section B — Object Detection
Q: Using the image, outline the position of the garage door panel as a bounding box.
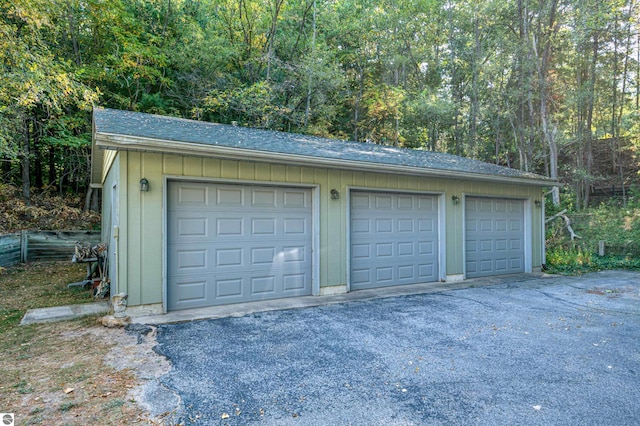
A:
[177,185,209,206]
[217,218,243,236]
[351,219,370,233]
[510,239,522,250]
[375,219,393,233]
[351,193,370,208]
[466,197,525,278]
[174,279,207,302]
[250,247,274,265]
[351,191,439,290]
[397,219,413,232]
[398,265,415,280]
[419,219,434,232]
[251,218,276,235]
[397,196,413,209]
[283,190,307,208]
[283,274,307,291]
[418,197,435,211]
[398,242,414,256]
[376,267,393,282]
[284,218,307,234]
[216,278,243,299]
[352,269,370,284]
[351,244,370,259]
[376,243,393,257]
[251,189,276,207]
[495,239,507,251]
[419,264,435,278]
[251,276,275,294]
[168,182,312,310]
[217,187,244,206]
[215,249,241,267]
[176,217,208,238]
[419,241,435,255]
[375,195,393,209]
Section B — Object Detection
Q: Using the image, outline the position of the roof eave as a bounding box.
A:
[95,133,557,188]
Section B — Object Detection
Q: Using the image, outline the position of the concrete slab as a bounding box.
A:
[133,273,548,325]
[20,302,110,325]
[17,274,550,326]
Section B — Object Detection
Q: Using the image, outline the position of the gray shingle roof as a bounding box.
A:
[93,107,552,184]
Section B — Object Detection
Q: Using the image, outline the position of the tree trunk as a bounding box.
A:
[354,65,364,142]
[21,117,31,206]
[583,34,599,209]
[48,145,56,186]
[536,0,560,206]
[304,0,316,129]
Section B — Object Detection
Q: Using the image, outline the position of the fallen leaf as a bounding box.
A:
[64,387,74,394]
[221,413,230,419]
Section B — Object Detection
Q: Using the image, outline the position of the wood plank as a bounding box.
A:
[0,233,21,267]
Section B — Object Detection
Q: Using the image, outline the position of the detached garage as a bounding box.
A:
[91,108,553,314]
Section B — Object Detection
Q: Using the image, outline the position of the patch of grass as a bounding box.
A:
[30,406,43,415]
[546,247,640,275]
[15,379,34,394]
[0,261,91,330]
[0,262,145,425]
[59,401,79,412]
[546,192,640,274]
[103,399,125,410]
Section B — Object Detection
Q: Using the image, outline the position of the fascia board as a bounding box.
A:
[95,133,557,188]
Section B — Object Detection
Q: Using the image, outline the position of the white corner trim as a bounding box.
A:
[126,303,164,317]
[446,274,465,282]
[319,285,348,296]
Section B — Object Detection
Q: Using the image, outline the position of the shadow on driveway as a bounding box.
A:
[137,271,640,425]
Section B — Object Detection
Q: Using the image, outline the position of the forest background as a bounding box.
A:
[2,0,640,257]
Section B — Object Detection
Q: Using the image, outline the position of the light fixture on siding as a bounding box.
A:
[140,178,150,192]
[451,195,460,205]
[330,189,340,200]
[534,200,542,207]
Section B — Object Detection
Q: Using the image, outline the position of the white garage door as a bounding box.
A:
[167,181,313,310]
[350,191,439,290]
[465,197,525,278]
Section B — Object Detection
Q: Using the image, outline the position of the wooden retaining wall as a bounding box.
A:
[0,230,101,267]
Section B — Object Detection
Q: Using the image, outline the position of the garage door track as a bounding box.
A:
[136,271,640,425]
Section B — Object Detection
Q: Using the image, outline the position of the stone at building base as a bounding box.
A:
[99,314,131,328]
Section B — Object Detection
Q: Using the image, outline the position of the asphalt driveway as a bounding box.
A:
[138,271,640,425]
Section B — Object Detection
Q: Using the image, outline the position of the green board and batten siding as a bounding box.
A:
[102,150,544,308]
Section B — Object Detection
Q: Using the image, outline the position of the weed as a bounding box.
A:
[104,399,125,410]
[15,379,34,394]
[546,195,640,274]
[59,402,79,412]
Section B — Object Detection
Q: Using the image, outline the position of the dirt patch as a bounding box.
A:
[586,287,637,298]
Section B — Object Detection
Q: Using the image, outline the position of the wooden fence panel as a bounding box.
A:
[0,233,21,267]
[0,230,101,267]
